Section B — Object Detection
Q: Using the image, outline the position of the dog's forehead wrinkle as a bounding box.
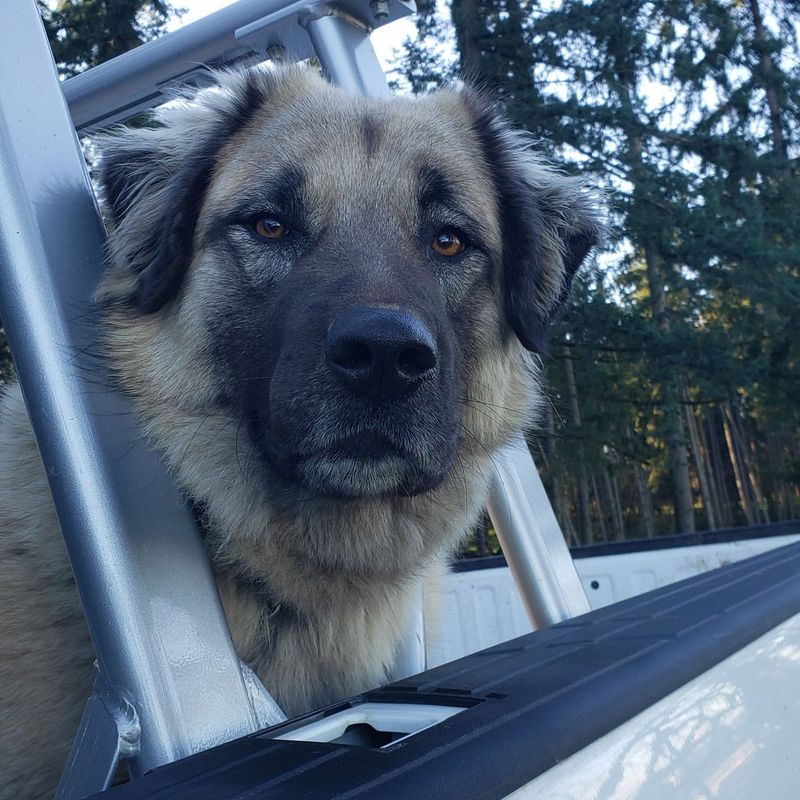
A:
[214,87,489,192]
[359,111,384,157]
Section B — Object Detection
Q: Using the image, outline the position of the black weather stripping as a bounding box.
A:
[92,541,800,800]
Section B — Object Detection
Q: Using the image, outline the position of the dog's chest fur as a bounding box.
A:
[216,567,422,716]
[191,471,486,717]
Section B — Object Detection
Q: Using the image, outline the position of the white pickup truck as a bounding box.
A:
[431,523,800,665]
[94,525,800,800]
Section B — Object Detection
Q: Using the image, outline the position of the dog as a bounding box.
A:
[0,64,601,798]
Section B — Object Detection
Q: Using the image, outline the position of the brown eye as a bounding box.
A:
[254,217,287,239]
[432,230,465,257]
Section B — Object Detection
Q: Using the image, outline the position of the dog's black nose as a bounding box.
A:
[326,306,438,398]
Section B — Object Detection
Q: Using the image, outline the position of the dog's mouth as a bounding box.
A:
[324,433,405,461]
[257,427,449,499]
[299,431,447,499]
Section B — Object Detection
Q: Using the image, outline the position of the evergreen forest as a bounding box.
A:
[29,0,800,547]
[401,0,800,546]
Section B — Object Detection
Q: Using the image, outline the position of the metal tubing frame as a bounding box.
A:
[487,435,590,627]
[306,13,391,97]
[55,668,141,800]
[0,0,587,793]
[63,0,413,131]
[0,2,284,794]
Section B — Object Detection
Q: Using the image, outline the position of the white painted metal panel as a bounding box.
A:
[427,534,800,667]
[577,535,800,609]
[501,612,800,799]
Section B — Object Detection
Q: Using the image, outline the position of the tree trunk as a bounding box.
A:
[643,246,695,533]
[723,402,757,525]
[685,401,718,530]
[729,400,768,523]
[561,483,580,547]
[591,474,608,542]
[693,409,723,527]
[543,402,567,536]
[562,346,593,544]
[612,471,626,540]
[706,410,734,527]
[614,55,695,534]
[450,0,486,81]
[604,469,625,540]
[770,431,795,520]
[633,460,655,538]
[747,0,788,158]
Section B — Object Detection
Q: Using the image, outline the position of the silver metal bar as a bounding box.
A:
[391,587,428,679]
[56,695,126,799]
[0,1,283,784]
[56,668,140,799]
[63,0,413,130]
[239,660,290,729]
[487,434,591,628]
[306,13,392,97]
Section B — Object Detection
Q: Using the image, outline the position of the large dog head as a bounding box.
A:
[97,66,600,577]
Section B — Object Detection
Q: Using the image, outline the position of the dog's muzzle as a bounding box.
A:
[254,302,458,499]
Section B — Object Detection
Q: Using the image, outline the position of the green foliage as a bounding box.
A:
[39,0,178,78]
[403,0,800,543]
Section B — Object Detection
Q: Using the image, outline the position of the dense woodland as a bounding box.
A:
[25,1,800,548]
[401,0,800,545]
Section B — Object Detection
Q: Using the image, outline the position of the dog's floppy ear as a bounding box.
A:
[464,94,604,352]
[98,128,212,314]
[97,69,287,314]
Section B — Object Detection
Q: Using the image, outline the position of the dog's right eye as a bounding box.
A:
[253,217,288,240]
[432,229,466,258]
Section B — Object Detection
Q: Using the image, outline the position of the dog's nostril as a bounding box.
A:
[397,345,436,378]
[336,341,372,372]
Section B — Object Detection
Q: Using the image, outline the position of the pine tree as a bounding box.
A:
[39,0,177,78]
[400,0,800,539]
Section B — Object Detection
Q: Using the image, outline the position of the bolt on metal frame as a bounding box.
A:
[0,0,588,795]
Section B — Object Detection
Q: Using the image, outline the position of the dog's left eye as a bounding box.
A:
[253,217,288,240]
[432,230,465,257]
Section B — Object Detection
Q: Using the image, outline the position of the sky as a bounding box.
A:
[169,0,416,74]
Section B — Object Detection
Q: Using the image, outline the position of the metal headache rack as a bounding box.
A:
[0,1,589,796]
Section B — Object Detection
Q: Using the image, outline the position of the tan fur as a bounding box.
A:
[0,66,600,799]
[0,386,94,798]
